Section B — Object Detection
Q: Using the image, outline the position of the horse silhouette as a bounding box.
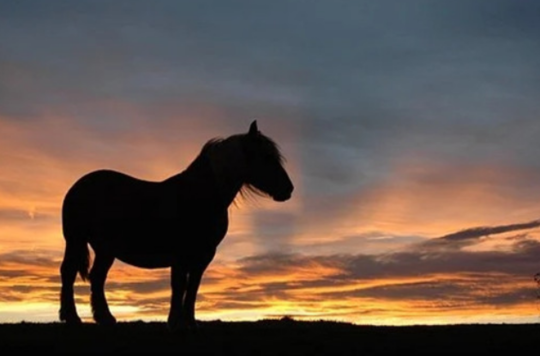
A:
[59,120,294,330]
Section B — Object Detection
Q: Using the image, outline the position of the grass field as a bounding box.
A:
[1,319,538,354]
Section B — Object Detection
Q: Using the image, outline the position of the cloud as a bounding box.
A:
[440,220,540,242]
[421,219,540,251]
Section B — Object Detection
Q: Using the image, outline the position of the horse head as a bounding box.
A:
[242,121,294,202]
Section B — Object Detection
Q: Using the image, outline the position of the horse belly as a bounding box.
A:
[92,207,228,269]
[93,217,182,267]
[115,252,174,269]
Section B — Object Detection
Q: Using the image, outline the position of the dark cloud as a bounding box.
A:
[440,220,540,242]
[422,220,540,250]
[344,280,468,301]
[0,249,61,269]
[333,278,536,309]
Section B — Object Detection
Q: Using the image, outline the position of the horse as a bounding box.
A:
[59,120,294,330]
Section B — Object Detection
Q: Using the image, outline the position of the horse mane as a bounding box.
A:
[195,132,285,205]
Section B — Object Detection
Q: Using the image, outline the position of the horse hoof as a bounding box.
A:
[60,312,82,325]
[94,314,117,326]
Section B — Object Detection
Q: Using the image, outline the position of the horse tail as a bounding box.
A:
[62,225,92,282]
[62,176,95,283]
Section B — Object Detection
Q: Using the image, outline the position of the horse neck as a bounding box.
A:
[206,137,247,208]
[176,138,247,209]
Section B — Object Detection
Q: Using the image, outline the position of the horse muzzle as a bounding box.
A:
[272,187,293,202]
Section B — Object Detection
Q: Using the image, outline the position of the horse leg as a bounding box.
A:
[183,267,205,330]
[89,252,116,325]
[167,264,188,331]
[184,251,215,330]
[59,241,83,324]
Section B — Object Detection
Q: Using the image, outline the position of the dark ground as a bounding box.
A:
[0,319,538,354]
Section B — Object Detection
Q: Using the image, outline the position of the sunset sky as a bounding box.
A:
[2,0,540,325]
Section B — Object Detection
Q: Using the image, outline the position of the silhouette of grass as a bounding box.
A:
[0,319,538,354]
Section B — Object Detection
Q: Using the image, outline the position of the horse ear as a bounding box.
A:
[249,120,259,136]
